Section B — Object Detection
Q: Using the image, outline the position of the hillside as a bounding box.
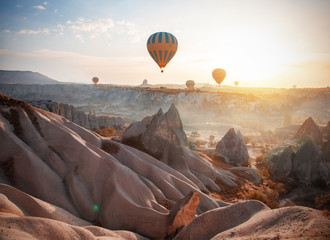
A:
[0,93,329,239]
[0,70,60,84]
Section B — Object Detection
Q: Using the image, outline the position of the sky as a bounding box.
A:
[0,0,329,88]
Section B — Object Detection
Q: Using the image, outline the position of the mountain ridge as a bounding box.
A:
[0,70,60,84]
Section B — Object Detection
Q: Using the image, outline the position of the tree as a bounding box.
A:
[281,113,292,127]
[208,135,215,147]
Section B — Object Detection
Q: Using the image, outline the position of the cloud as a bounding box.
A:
[52,24,65,36]
[75,34,84,43]
[66,17,145,44]
[16,4,22,8]
[44,2,48,5]
[3,29,10,33]
[33,5,46,10]
[68,18,116,33]
[17,28,50,35]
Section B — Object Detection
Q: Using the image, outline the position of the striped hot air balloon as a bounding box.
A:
[147,32,178,73]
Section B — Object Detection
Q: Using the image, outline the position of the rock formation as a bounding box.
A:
[121,104,256,194]
[1,94,329,239]
[294,117,322,146]
[209,206,329,240]
[0,94,222,239]
[26,99,125,133]
[215,128,249,166]
[293,138,328,183]
[265,138,329,183]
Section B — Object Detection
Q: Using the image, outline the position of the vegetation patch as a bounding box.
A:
[94,128,116,137]
[101,141,120,154]
[244,189,280,209]
[155,197,173,210]
[315,193,330,217]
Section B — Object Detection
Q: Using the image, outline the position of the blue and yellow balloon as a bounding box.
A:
[147,32,178,73]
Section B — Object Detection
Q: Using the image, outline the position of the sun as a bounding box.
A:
[207,28,291,86]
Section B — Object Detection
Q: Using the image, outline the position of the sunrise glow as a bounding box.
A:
[0,0,329,87]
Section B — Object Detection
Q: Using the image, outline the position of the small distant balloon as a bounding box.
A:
[92,77,99,85]
[212,68,226,85]
[186,80,195,90]
[234,81,239,87]
[147,32,178,73]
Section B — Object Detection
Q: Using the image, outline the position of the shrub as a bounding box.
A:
[245,190,268,203]
[245,190,279,209]
[101,141,120,154]
[190,131,200,138]
[315,193,330,210]
[255,155,265,165]
[195,139,207,148]
[94,128,116,137]
[262,167,270,178]
[208,135,215,147]
[267,179,277,189]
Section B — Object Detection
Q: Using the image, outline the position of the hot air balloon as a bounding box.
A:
[92,77,99,85]
[212,68,226,86]
[147,32,178,73]
[234,81,239,87]
[186,80,195,90]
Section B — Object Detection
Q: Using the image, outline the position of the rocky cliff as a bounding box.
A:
[25,99,125,133]
[1,84,329,132]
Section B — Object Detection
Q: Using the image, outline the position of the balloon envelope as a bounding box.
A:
[212,69,226,85]
[234,81,239,87]
[186,80,195,90]
[92,77,99,85]
[147,32,178,72]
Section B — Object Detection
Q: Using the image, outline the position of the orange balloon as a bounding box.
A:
[186,80,195,90]
[92,77,99,85]
[212,68,226,85]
